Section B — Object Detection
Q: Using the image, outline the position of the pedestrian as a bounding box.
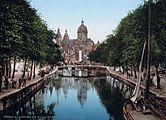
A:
[4,76,9,90]
[27,70,30,80]
[18,76,22,89]
[2,76,5,88]
[11,79,17,88]
[22,75,27,87]
[40,70,45,77]
[150,72,155,86]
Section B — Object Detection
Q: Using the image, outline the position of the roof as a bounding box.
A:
[87,38,94,44]
[62,38,94,46]
[62,39,77,46]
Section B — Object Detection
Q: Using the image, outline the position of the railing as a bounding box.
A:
[58,64,107,69]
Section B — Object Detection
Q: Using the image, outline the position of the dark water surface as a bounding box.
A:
[2,76,133,120]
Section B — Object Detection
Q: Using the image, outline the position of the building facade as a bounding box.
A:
[55,20,95,65]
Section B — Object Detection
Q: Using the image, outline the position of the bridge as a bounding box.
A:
[58,64,107,69]
[58,65,110,77]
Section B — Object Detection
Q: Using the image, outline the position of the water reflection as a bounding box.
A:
[94,77,133,120]
[2,76,133,120]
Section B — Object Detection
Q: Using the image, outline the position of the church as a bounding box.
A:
[55,20,97,65]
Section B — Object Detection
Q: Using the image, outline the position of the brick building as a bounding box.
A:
[55,20,96,65]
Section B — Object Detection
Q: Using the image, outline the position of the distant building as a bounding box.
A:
[55,20,97,65]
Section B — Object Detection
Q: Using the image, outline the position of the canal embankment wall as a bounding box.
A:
[106,67,162,96]
[106,67,166,119]
[0,70,57,112]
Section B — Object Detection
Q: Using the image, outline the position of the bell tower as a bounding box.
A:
[56,28,62,46]
[63,30,69,40]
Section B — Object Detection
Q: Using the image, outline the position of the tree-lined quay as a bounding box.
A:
[89,0,166,75]
[0,0,63,88]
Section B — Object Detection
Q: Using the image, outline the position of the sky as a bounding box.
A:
[30,0,144,43]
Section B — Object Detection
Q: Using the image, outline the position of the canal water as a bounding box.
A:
[2,76,133,120]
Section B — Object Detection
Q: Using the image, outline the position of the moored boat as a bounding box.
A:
[123,100,134,120]
[123,99,161,120]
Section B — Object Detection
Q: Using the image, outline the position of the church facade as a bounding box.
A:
[55,20,95,65]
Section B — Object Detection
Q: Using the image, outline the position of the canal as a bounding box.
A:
[2,75,133,120]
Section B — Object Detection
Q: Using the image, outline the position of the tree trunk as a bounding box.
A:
[4,57,8,77]
[28,60,33,80]
[126,66,129,79]
[12,56,16,79]
[134,65,137,79]
[0,59,5,76]
[23,59,27,77]
[8,57,11,78]
[4,58,6,76]
[155,65,160,89]
[130,65,133,77]
[33,61,36,79]
[0,72,2,91]
[114,66,116,71]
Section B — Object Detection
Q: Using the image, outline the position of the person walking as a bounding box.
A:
[4,76,9,90]
[18,76,22,89]
[22,75,27,87]
[11,78,17,88]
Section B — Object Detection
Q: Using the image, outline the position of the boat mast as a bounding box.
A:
[144,0,152,103]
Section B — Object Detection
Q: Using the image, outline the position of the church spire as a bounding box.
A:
[57,28,60,33]
[63,29,69,40]
[56,28,62,46]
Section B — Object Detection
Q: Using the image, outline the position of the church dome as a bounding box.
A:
[77,20,88,40]
[77,20,88,34]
